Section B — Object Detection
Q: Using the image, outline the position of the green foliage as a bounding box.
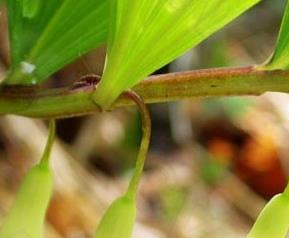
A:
[5,0,108,85]
[201,158,227,184]
[5,1,289,237]
[247,193,289,238]
[6,0,62,71]
[0,121,55,238]
[93,0,261,109]
[0,165,53,238]
[22,0,42,19]
[94,195,136,238]
[262,0,289,70]
[160,186,186,223]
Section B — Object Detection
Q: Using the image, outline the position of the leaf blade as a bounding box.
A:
[247,194,289,238]
[93,0,262,109]
[261,0,289,70]
[5,0,108,85]
[7,0,61,68]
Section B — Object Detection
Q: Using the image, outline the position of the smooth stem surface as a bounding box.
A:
[283,180,289,197]
[39,119,56,168]
[1,66,289,118]
[125,91,151,199]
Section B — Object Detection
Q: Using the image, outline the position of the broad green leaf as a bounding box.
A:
[261,0,289,70]
[247,194,289,238]
[22,0,42,19]
[93,0,261,109]
[7,0,61,69]
[94,195,136,238]
[0,121,55,238]
[5,0,108,85]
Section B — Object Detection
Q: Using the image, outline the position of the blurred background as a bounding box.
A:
[0,0,289,237]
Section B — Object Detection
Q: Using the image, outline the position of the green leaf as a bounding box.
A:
[94,195,136,238]
[7,0,61,69]
[247,194,289,238]
[22,0,42,19]
[0,120,55,238]
[93,0,261,109]
[261,0,289,70]
[5,0,108,85]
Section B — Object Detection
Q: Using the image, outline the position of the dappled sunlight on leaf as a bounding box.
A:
[93,0,261,109]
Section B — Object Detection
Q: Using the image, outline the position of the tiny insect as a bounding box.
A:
[71,74,101,90]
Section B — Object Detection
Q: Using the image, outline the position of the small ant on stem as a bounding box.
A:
[71,74,101,90]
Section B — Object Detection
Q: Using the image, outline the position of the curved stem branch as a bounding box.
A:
[39,120,56,168]
[124,91,151,199]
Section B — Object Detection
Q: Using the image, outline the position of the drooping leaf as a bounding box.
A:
[93,0,261,109]
[261,0,289,70]
[94,195,136,238]
[5,0,108,85]
[0,121,55,238]
[247,193,289,238]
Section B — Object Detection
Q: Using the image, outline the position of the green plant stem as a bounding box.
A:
[124,91,151,199]
[39,119,56,168]
[1,66,289,118]
[283,180,289,197]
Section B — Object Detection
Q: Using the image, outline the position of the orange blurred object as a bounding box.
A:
[234,132,287,200]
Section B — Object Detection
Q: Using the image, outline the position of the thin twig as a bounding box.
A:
[39,120,56,168]
[124,91,151,199]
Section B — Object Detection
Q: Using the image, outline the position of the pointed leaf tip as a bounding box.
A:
[261,0,289,70]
